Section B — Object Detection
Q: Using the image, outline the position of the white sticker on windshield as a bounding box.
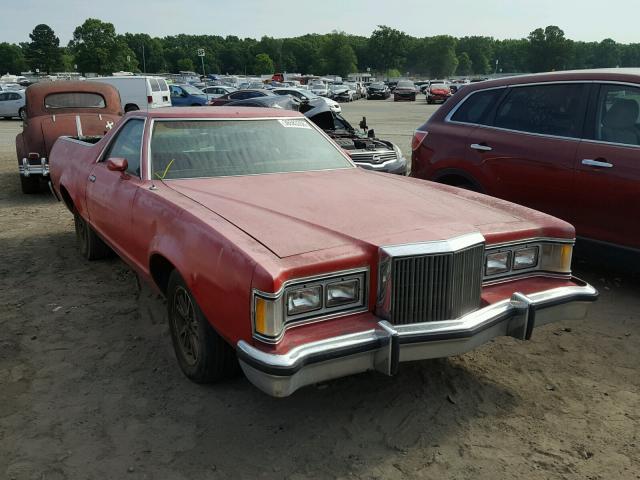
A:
[278,119,311,129]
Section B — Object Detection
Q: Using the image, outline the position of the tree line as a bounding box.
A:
[1,20,640,79]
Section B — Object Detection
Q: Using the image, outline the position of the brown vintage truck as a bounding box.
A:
[16,81,123,193]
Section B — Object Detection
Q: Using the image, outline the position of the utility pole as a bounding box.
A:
[142,44,147,74]
[197,48,206,79]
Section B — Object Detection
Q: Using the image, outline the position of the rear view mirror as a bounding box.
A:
[107,157,128,172]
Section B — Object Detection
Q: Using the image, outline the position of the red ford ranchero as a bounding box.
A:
[49,107,597,397]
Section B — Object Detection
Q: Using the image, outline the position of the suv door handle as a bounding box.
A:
[582,159,613,168]
[470,143,492,152]
[88,174,96,182]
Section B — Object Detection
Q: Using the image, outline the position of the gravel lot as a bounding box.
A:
[1,98,638,480]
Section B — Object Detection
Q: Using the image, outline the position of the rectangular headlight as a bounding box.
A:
[326,279,360,307]
[513,247,539,270]
[286,285,322,316]
[485,251,511,276]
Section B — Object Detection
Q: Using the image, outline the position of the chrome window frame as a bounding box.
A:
[96,116,147,180]
[252,267,370,344]
[445,79,640,148]
[145,116,357,182]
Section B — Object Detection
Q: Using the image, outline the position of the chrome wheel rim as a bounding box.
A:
[172,286,200,366]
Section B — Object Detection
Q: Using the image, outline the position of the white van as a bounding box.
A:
[88,76,171,111]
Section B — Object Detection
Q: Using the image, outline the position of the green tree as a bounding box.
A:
[527,26,571,72]
[321,32,357,77]
[593,38,620,68]
[176,58,194,71]
[69,18,137,74]
[368,26,409,74]
[253,53,274,75]
[123,33,165,73]
[456,52,473,75]
[24,24,62,74]
[457,36,493,74]
[493,39,529,73]
[0,43,28,74]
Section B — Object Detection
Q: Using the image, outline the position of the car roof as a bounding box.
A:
[466,68,640,90]
[127,106,303,119]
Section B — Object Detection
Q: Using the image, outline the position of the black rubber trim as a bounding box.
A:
[389,331,400,375]
[237,338,383,377]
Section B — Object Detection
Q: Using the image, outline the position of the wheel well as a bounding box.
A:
[435,173,484,193]
[124,104,139,112]
[149,254,176,296]
[59,185,75,212]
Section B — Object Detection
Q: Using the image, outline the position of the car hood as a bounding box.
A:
[163,169,555,259]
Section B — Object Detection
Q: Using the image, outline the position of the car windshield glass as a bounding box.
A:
[44,92,106,109]
[397,81,414,88]
[182,85,204,95]
[431,84,448,89]
[157,79,169,91]
[150,119,353,179]
[370,83,385,88]
[310,83,324,89]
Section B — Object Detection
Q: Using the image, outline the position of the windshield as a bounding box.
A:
[431,84,449,89]
[310,83,325,89]
[150,119,352,179]
[370,83,385,88]
[44,92,106,109]
[397,81,414,88]
[182,85,205,95]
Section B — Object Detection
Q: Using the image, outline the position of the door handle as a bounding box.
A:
[88,174,96,182]
[470,143,492,152]
[582,159,613,168]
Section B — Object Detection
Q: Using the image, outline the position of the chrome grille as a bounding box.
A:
[350,150,397,164]
[385,244,484,325]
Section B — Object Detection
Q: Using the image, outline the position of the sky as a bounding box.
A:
[2,0,638,44]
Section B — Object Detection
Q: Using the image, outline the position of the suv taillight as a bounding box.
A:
[147,95,153,104]
[412,130,428,151]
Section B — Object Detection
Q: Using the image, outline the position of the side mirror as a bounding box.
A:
[107,157,128,172]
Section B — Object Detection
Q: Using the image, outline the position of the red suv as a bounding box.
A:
[411,69,640,253]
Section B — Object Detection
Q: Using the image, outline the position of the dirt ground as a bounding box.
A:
[0,109,639,480]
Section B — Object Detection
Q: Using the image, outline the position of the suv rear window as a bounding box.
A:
[494,83,587,138]
[44,93,106,109]
[158,79,169,91]
[451,88,504,125]
[149,78,161,92]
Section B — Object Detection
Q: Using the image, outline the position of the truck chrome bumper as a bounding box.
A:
[237,280,598,397]
[19,158,49,177]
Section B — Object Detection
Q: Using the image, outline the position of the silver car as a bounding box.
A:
[0,90,26,120]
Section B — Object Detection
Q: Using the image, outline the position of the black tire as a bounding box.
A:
[19,108,26,121]
[124,104,139,112]
[441,178,481,193]
[74,213,111,260]
[167,270,239,383]
[20,175,40,194]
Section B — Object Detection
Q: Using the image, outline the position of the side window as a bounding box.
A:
[158,79,169,92]
[103,119,145,176]
[149,78,161,92]
[594,84,640,146]
[494,83,587,138]
[0,93,8,101]
[170,86,181,97]
[451,88,504,125]
[230,91,248,100]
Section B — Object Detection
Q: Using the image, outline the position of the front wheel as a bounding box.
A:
[74,213,111,260]
[167,270,239,383]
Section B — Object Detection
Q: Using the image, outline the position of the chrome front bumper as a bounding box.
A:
[237,281,598,397]
[19,158,49,177]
